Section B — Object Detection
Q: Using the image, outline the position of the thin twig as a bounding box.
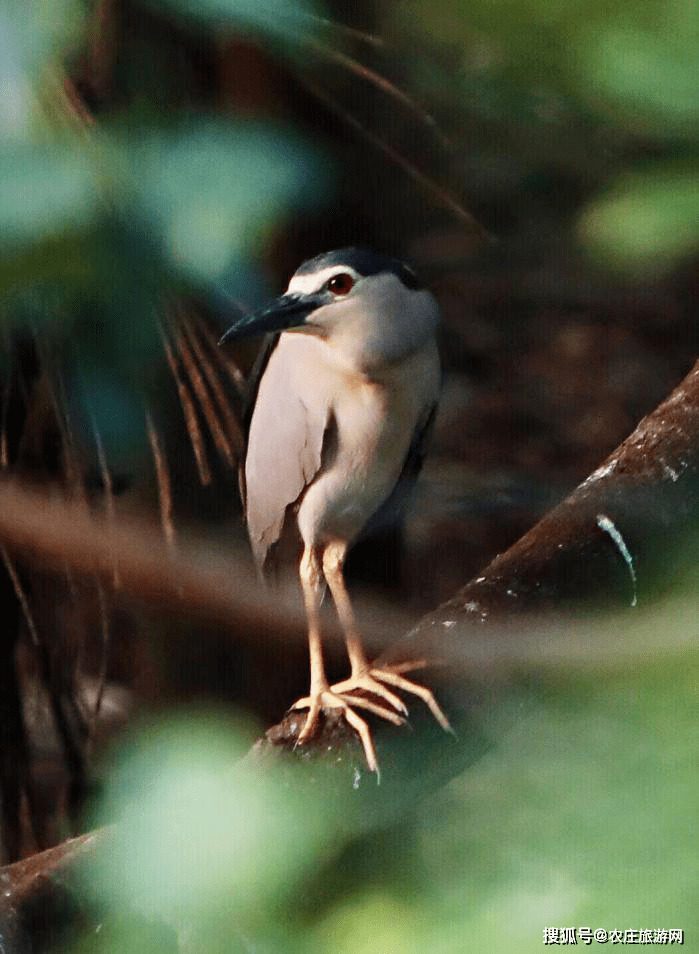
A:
[170,316,237,470]
[24,333,97,747]
[299,74,493,241]
[190,310,247,397]
[25,336,95,686]
[0,547,40,647]
[86,579,110,756]
[29,324,86,504]
[305,38,451,149]
[158,321,211,486]
[0,325,14,469]
[87,407,120,587]
[145,409,175,549]
[174,308,245,457]
[313,15,385,47]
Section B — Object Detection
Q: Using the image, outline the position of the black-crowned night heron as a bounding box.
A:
[221,248,450,771]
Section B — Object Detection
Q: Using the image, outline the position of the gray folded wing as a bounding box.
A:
[242,341,330,572]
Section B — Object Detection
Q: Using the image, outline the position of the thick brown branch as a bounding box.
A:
[410,358,699,636]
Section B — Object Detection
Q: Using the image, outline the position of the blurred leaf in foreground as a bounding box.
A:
[579,165,699,274]
[0,146,100,257]
[309,656,698,953]
[421,661,698,951]
[71,586,699,954]
[0,0,85,86]
[0,120,329,458]
[144,0,319,39]
[84,712,337,949]
[576,24,699,136]
[128,122,330,287]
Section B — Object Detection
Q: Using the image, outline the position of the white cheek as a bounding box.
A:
[314,299,356,330]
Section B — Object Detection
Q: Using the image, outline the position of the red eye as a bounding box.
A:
[326,272,355,295]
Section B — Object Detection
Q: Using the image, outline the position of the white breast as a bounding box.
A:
[296,336,440,548]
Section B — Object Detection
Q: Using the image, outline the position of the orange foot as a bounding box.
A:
[290,688,405,773]
[331,661,453,733]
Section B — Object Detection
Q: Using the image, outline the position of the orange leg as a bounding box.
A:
[323,540,452,733]
[290,545,403,772]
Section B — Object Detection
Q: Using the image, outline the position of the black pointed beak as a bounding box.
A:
[219,292,324,344]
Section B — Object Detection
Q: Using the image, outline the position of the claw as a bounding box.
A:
[290,689,401,772]
[287,661,452,774]
[368,666,453,733]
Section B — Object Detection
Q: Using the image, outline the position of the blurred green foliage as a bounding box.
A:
[389,0,699,273]
[581,166,699,272]
[0,0,328,465]
[130,124,326,283]
[0,0,85,92]
[145,0,315,37]
[0,147,99,254]
[77,621,698,954]
[2,0,697,950]
[87,715,335,924]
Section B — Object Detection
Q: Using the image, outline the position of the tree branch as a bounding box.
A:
[260,358,699,768]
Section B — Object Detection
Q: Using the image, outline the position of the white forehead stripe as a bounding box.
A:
[287,265,362,295]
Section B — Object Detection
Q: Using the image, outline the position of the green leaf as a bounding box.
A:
[0,0,86,75]
[87,713,333,924]
[579,166,699,273]
[143,0,318,40]
[128,122,329,282]
[0,146,100,252]
[578,27,699,133]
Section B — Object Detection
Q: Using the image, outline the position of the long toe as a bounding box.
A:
[336,692,405,725]
[331,673,408,716]
[288,689,387,772]
[341,707,378,774]
[369,667,453,733]
[296,695,323,744]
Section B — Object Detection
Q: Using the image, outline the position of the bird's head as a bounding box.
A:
[220,248,440,366]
